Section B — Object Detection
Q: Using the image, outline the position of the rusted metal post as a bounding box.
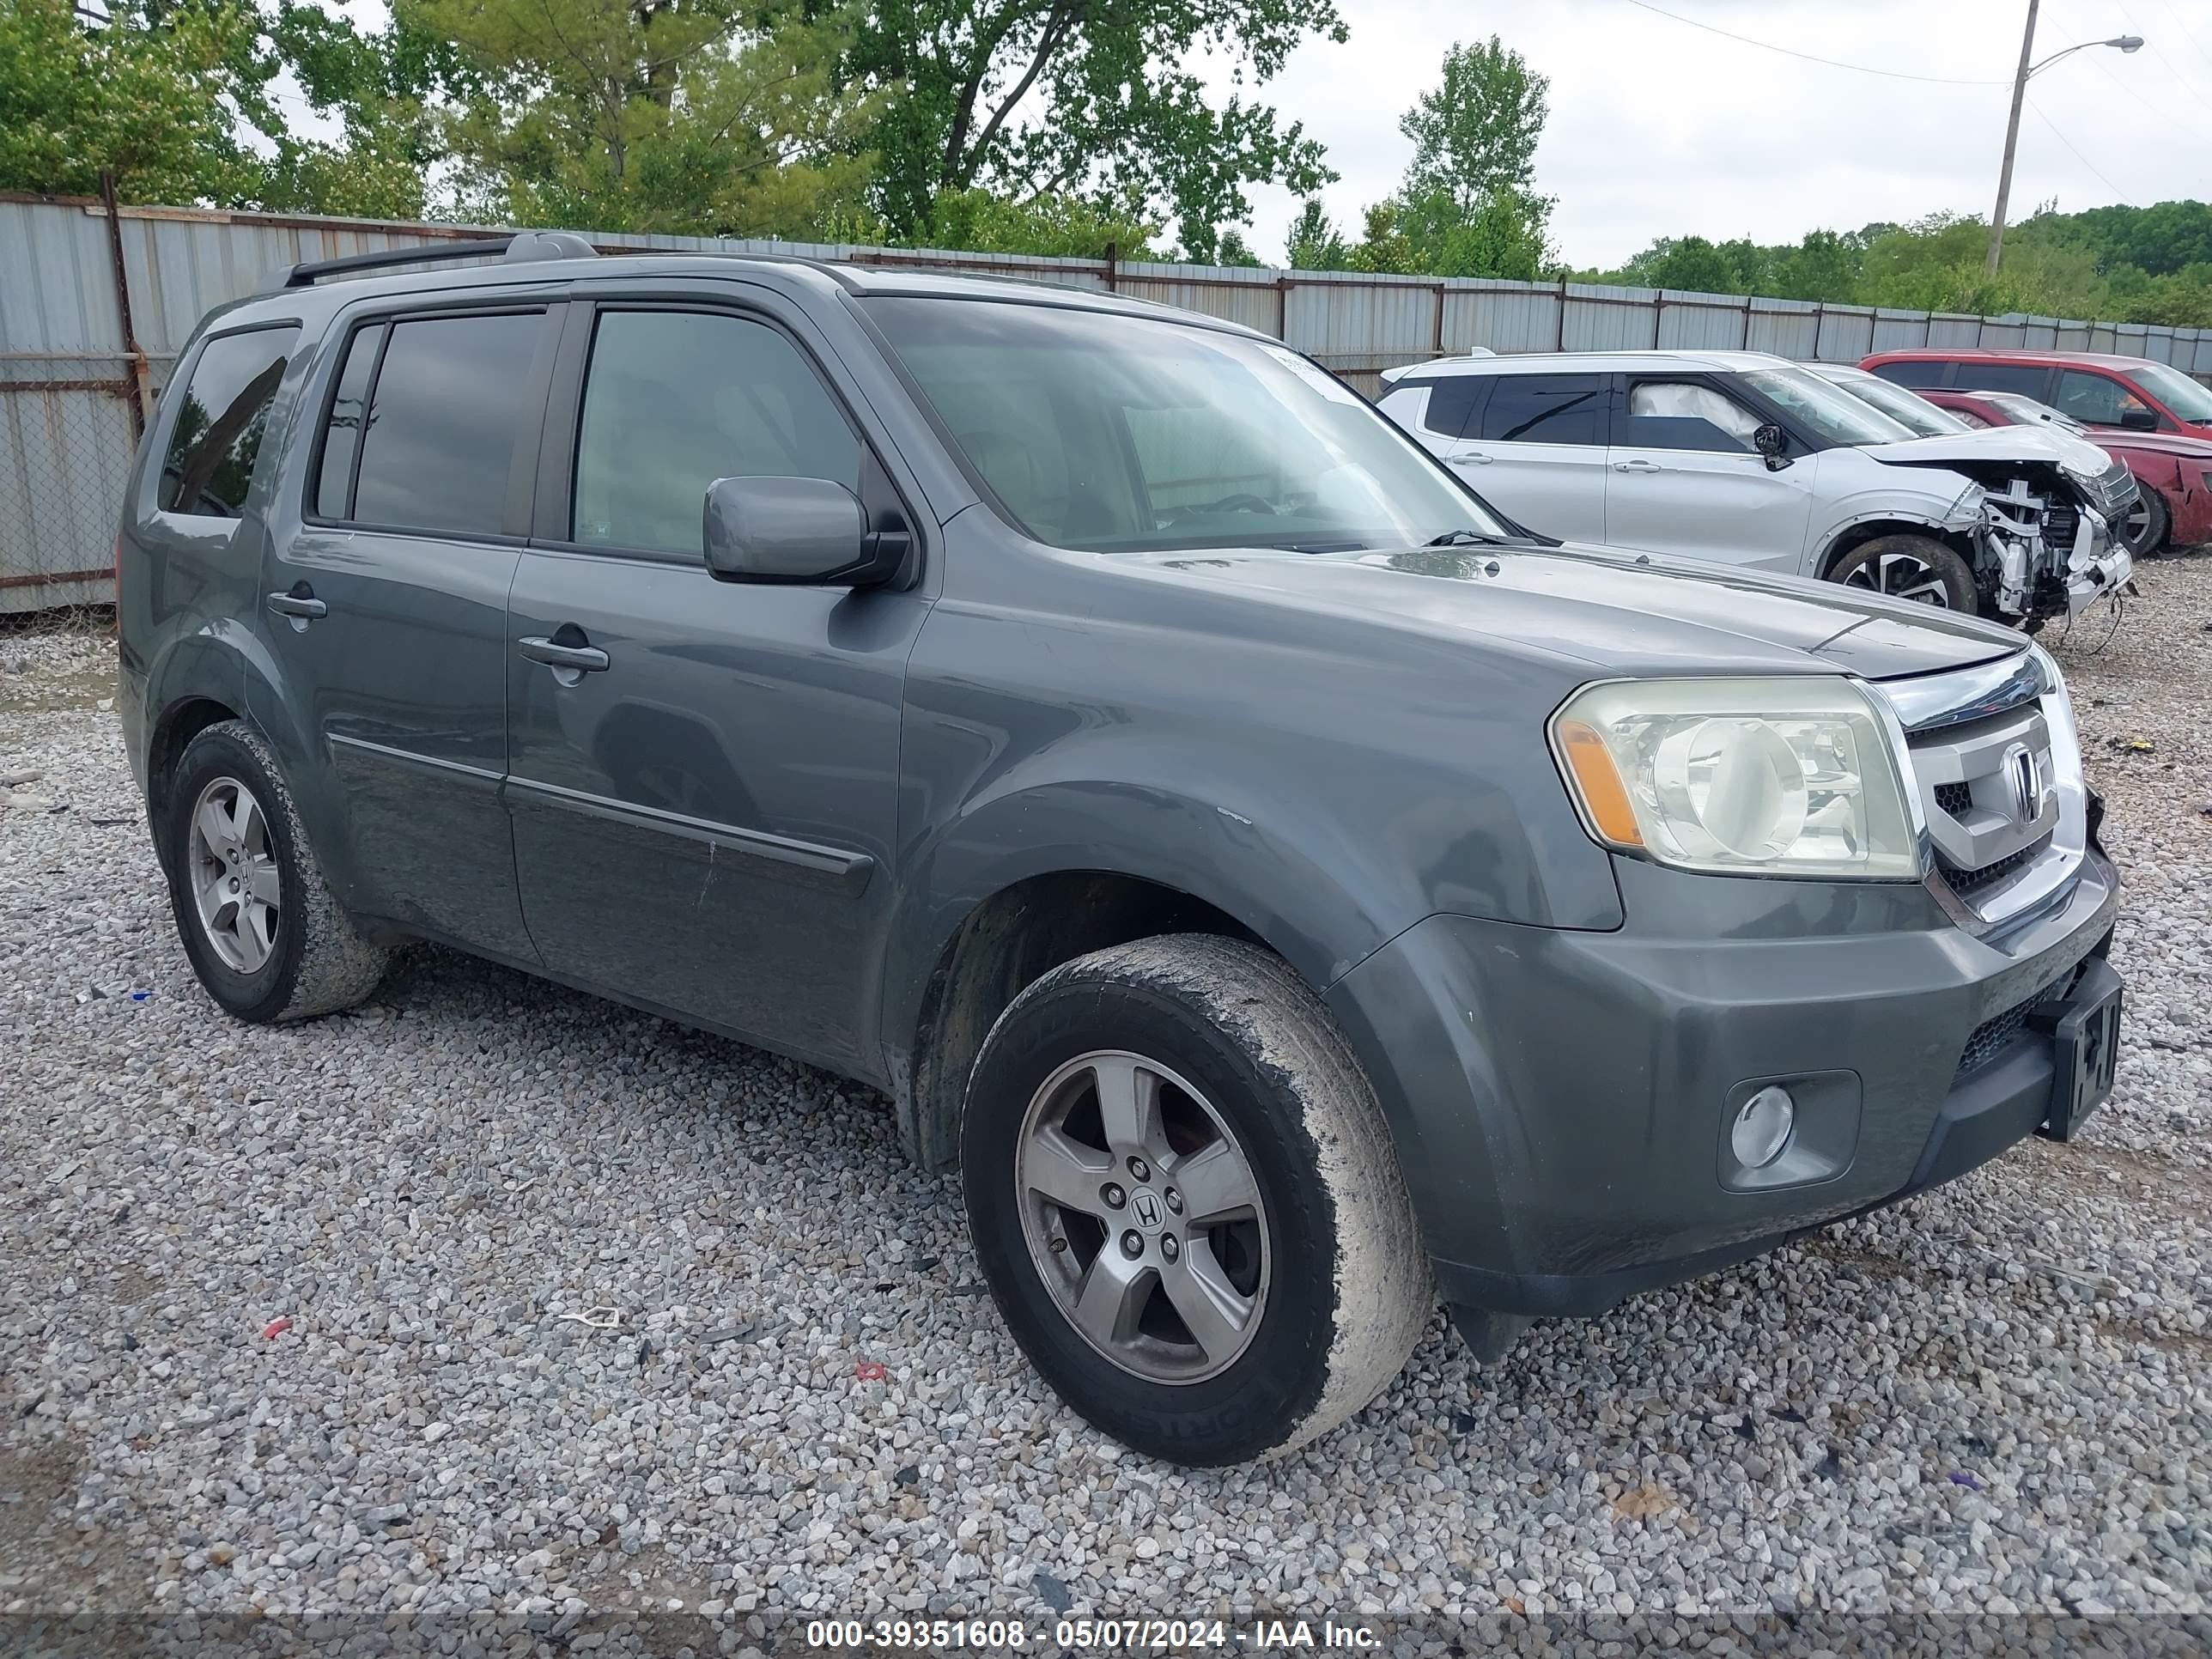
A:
[100,171,149,441]
[1433,282,1447,360]
[1104,241,1118,293]
[1276,274,1291,341]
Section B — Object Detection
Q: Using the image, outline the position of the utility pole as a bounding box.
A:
[1987,0,2039,276]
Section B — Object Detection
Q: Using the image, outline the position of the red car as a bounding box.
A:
[1916,386,2212,554]
[1860,347,2212,440]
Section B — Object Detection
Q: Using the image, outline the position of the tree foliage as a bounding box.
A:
[849,0,1344,261]
[400,0,879,236]
[1398,34,1545,214]
[1583,202,2212,329]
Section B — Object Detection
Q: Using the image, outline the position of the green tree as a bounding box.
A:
[848,0,1344,262]
[1285,198,1349,269]
[0,0,270,204]
[1399,35,1546,215]
[403,0,880,237]
[1392,183,1550,280]
[915,185,1161,258]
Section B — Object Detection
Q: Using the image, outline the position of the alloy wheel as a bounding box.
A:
[187,776,282,973]
[1842,552,1951,606]
[1014,1050,1270,1384]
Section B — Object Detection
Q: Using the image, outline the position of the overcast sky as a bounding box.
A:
[1227,0,2212,267]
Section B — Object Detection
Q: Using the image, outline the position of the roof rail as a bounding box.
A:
[278,230,597,289]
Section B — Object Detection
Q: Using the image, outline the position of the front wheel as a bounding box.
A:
[1827,533,1979,614]
[961,935,1431,1466]
[2118,486,2169,557]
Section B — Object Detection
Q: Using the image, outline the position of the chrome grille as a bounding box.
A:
[2087,459,2139,520]
[1880,651,2087,928]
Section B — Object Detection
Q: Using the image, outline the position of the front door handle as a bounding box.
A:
[267,584,327,625]
[1612,459,1663,473]
[517,634,611,674]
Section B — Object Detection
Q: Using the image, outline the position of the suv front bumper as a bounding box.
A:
[1323,848,2121,1320]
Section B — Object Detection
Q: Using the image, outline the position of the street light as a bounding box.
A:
[1987,0,2142,274]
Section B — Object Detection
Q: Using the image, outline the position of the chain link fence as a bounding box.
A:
[0,356,155,629]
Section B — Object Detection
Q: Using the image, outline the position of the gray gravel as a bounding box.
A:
[1,569,2208,1645]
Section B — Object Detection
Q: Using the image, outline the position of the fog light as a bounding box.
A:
[1731,1085,1796,1168]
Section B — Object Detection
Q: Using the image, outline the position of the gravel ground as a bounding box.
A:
[1,565,2209,1651]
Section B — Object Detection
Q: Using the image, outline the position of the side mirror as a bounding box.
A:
[2116,406,2158,432]
[1753,422,1791,471]
[702,475,891,586]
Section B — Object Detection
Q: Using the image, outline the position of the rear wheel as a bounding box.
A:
[162,720,391,1023]
[1828,534,1979,613]
[961,935,1431,1466]
[2118,486,2169,556]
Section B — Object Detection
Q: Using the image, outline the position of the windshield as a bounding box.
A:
[2129,360,2212,422]
[1821,371,1971,436]
[1987,392,2086,432]
[866,297,1506,553]
[1739,364,1917,446]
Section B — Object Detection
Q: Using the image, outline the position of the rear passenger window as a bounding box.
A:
[1417,377,1486,439]
[1869,361,1948,388]
[313,323,385,520]
[1950,362,2049,398]
[344,312,544,537]
[157,326,299,517]
[571,310,861,557]
[1477,374,1607,445]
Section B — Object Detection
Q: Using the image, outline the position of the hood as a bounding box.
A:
[1856,423,2112,481]
[1121,541,2025,682]
[2087,426,2212,460]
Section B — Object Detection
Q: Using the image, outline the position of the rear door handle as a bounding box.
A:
[517,635,611,674]
[1446,448,1494,465]
[266,586,327,622]
[1612,459,1663,473]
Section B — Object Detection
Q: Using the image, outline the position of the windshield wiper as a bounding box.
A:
[1426,529,1513,547]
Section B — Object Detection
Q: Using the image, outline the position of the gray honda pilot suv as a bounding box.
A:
[117,234,2124,1466]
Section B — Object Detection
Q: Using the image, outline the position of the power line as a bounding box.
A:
[2024,96,2133,203]
[1615,0,2011,86]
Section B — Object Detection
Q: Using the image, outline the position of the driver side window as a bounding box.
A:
[1620,380,1763,453]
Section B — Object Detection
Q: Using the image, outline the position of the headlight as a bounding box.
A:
[1550,678,1921,878]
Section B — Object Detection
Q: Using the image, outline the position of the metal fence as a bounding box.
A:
[7,190,2211,613]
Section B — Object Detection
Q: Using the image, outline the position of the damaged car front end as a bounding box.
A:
[1887,444,2136,625]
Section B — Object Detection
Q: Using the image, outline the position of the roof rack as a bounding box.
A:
[279,230,597,289]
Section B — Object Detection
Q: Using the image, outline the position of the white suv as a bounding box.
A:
[1376,349,2135,622]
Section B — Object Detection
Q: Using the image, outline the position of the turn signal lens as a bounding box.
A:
[1554,719,1643,848]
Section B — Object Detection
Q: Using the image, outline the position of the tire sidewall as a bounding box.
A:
[2125,488,2168,556]
[162,725,310,1022]
[1829,534,1979,615]
[963,976,1340,1466]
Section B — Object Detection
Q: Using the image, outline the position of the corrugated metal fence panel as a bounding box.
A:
[1446,279,1561,354]
[1,377,135,611]
[1655,290,1745,351]
[1869,308,1930,353]
[1814,305,1877,362]
[1287,271,1439,375]
[1924,313,1983,347]
[1562,283,1659,351]
[1747,299,1820,359]
[0,202,130,353]
[1115,263,1279,332]
[2018,315,2059,350]
[2142,325,2176,365]
[2053,319,2093,352]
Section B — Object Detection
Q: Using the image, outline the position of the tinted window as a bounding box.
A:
[572,310,860,557]
[1620,380,1760,453]
[350,312,544,538]
[1412,377,1486,439]
[1476,374,1607,445]
[1950,362,2050,398]
[1868,360,1948,388]
[2053,369,2151,426]
[313,323,385,520]
[157,326,298,517]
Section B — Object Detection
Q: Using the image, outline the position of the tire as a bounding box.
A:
[2118,486,2169,557]
[161,719,391,1023]
[961,934,1431,1465]
[1827,533,1979,614]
